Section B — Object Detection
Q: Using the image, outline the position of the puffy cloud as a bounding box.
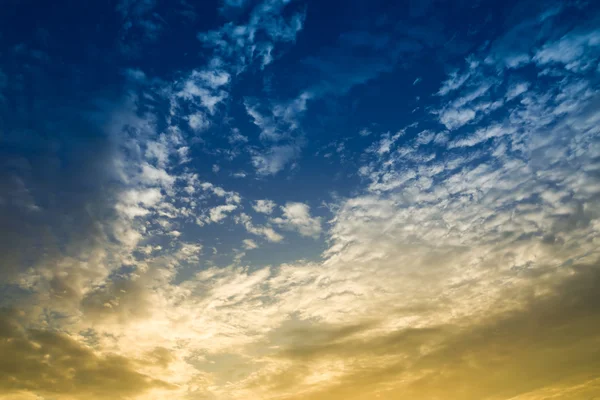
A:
[253,199,276,214]
[209,204,238,223]
[271,202,322,238]
[187,112,210,132]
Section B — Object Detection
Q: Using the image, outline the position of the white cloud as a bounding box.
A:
[244,100,284,141]
[209,204,238,223]
[176,243,203,262]
[253,199,276,214]
[145,139,170,167]
[198,0,305,72]
[244,95,307,176]
[438,108,476,130]
[358,128,371,137]
[271,202,322,238]
[116,188,164,219]
[187,112,210,132]
[506,82,530,101]
[140,163,175,187]
[449,124,516,148]
[228,128,248,144]
[451,81,494,109]
[232,171,247,178]
[243,239,258,249]
[198,181,241,204]
[437,69,471,96]
[122,188,163,207]
[504,53,531,69]
[191,69,230,89]
[236,213,283,242]
[370,130,404,155]
[252,144,300,175]
[534,29,600,71]
[178,79,227,115]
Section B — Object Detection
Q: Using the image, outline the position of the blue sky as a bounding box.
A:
[1,0,600,399]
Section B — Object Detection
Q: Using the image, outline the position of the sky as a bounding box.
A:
[1,0,600,399]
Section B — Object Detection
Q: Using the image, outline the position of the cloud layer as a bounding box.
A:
[0,0,599,399]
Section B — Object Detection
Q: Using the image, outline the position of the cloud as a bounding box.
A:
[123,68,147,82]
[448,124,516,148]
[533,29,600,72]
[236,213,284,242]
[191,68,231,89]
[2,2,600,400]
[209,204,238,223]
[368,130,404,156]
[506,81,530,100]
[196,180,242,204]
[251,144,301,175]
[438,107,476,130]
[243,93,309,175]
[0,93,134,290]
[140,163,175,187]
[271,202,322,238]
[437,68,472,96]
[358,128,371,137]
[253,199,276,214]
[178,79,227,115]
[187,112,210,132]
[117,188,163,219]
[0,309,174,399]
[258,264,600,400]
[198,0,306,72]
[244,99,285,141]
[228,128,249,144]
[232,171,248,178]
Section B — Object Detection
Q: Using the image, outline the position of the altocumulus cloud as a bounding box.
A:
[0,0,600,399]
